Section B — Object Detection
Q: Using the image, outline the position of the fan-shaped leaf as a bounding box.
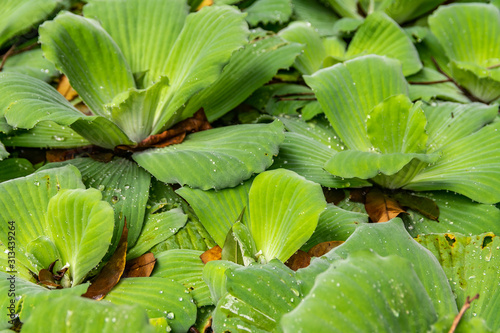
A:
[155,5,248,132]
[152,249,212,307]
[46,188,114,285]
[406,122,500,204]
[346,12,422,76]
[0,166,84,273]
[104,277,197,332]
[304,55,408,151]
[292,0,339,36]
[281,252,437,332]
[2,48,58,82]
[134,121,284,190]
[177,180,252,246]
[279,21,326,75]
[245,0,292,26]
[0,158,33,182]
[84,0,188,89]
[39,12,136,117]
[248,169,326,262]
[417,233,500,330]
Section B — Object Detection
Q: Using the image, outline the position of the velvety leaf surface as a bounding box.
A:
[21,295,155,333]
[346,12,422,76]
[177,180,252,246]
[39,12,136,117]
[281,252,437,332]
[0,0,60,48]
[417,233,500,330]
[403,192,500,237]
[202,260,240,304]
[152,249,212,307]
[128,207,188,260]
[183,36,302,122]
[305,55,408,151]
[46,188,114,285]
[134,121,284,190]
[40,157,151,251]
[0,158,34,182]
[324,219,458,316]
[406,122,500,204]
[2,49,58,82]
[104,277,197,332]
[155,5,248,131]
[245,0,292,26]
[84,0,188,89]
[212,260,302,332]
[248,169,326,262]
[0,166,84,273]
[279,21,326,75]
[291,0,339,36]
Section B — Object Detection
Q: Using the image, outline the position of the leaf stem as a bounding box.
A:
[0,44,16,71]
[448,294,480,333]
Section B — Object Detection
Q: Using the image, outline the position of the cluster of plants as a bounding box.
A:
[1,0,500,332]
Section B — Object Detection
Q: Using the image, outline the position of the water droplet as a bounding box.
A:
[166,312,175,320]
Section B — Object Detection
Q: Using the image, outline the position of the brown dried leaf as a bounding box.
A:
[349,188,368,203]
[82,224,128,300]
[117,109,212,151]
[307,241,344,257]
[200,245,222,264]
[38,269,55,284]
[285,250,311,271]
[122,253,156,278]
[365,189,406,222]
[57,75,78,101]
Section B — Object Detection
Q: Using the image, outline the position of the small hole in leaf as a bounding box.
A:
[482,236,493,249]
[445,234,455,247]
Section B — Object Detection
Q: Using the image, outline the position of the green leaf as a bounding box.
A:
[2,122,90,149]
[405,122,500,204]
[127,208,187,260]
[324,219,458,316]
[403,191,500,237]
[407,68,470,103]
[0,274,89,329]
[106,77,170,143]
[154,5,248,132]
[302,204,368,250]
[2,48,58,82]
[183,36,302,122]
[134,121,284,190]
[0,166,85,273]
[212,260,303,333]
[304,55,408,151]
[325,150,439,180]
[84,0,188,89]
[177,180,252,246]
[104,277,197,332]
[320,0,361,19]
[278,21,326,75]
[41,157,151,251]
[367,95,427,154]
[417,233,500,330]
[21,295,155,333]
[46,188,114,285]
[202,260,241,304]
[423,102,498,153]
[0,142,8,161]
[39,12,136,117]
[428,3,500,102]
[281,252,438,332]
[0,73,131,149]
[152,249,212,307]
[244,0,292,26]
[0,158,34,182]
[151,216,216,252]
[291,0,339,36]
[248,169,326,262]
[373,0,446,24]
[346,12,422,76]
[0,0,60,48]
[272,132,369,188]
